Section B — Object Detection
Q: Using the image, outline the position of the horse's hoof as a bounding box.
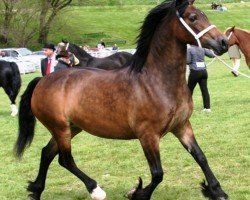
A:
[10,104,18,116]
[11,112,18,117]
[90,185,107,200]
[124,177,143,199]
[27,196,36,200]
[217,197,228,200]
[27,194,39,200]
[124,188,136,199]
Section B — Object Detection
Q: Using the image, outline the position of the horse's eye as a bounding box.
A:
[189,14,197,22]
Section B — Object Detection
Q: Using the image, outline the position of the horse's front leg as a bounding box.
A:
[174,121,228,200]
[126,133,163,200]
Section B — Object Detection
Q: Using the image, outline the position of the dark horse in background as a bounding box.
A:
[225,26,250,69]
[59,40,133,69]
[15,0,229,200]
[0,60,21,116]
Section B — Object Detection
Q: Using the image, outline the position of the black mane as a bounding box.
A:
[69,43,92,59]
[130,0,189,73]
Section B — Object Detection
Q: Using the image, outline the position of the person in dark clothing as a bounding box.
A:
[100,39,106,48]
[41,43,56,76]
[187,45,215,112]
[54,49,71,72]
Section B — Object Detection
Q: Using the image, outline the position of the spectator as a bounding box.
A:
[97,39,105,50]
[100,39,106,48]
[187,45,215,112]
[83,45,90,51]
[56,42,65,54]
[41,43,56,76]
[112,44,118,51]
[228,44,241,77]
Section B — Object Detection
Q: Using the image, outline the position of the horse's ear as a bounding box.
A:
[62,39,68,43]
[188,0,195,5]
[232,26,235,31]
[175,0,189,7]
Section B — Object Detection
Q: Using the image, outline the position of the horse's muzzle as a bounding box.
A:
[206,36,228,56]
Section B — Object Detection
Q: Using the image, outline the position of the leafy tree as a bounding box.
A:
[38,0,73,44]
[0,0,19,44]
[0,0,41,46]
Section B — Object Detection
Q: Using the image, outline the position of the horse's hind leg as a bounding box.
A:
[56,127,106,200]
[127,133,163,200]
[28,127,82,200]
[174,121,228,200]
[27,138,58,200]
[3,86,18,116]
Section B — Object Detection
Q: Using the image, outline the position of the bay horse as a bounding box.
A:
[225,26,250,68]
[60,41,133,69]
[0,60,21,116]
[15,0,229,200]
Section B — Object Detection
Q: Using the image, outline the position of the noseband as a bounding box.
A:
[65,43,70,51]
[176,11,216,47]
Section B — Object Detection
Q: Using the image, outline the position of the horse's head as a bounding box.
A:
[224,26,238,46]
[175,0,228,55]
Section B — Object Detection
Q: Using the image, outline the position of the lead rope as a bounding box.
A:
[215,55,250,79]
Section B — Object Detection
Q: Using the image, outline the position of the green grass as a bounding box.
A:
[0,58,249,200]
[49,2,250,48]
[0,2,250,200]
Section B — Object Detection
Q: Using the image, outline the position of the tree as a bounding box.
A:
[38,0,73,44]
[0,0,41,46]
[0,0,19,44]
[10,5,40,47]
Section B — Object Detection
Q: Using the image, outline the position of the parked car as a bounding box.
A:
[32,51,45,56]
[0,48,45,70]
[0,57,36,74]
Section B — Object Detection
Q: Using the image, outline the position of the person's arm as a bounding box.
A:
[186,48,192,65]
[41,59,46,76]
[204,48,215,58]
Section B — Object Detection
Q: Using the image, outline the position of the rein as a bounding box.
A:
[176,11,216,48]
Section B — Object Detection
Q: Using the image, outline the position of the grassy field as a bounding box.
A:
[49,2,250,48]
[0,2,250,200]
[0,61,249,200]
[0,59,249,200]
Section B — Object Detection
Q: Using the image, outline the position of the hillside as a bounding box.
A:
[48,2,250,48]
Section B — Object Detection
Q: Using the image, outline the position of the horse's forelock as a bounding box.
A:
[176,0,189,16]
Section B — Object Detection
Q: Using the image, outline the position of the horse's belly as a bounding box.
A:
[74,120,136,140]
[70,112,136,140]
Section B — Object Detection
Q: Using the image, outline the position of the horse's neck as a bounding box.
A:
[145,30,187,87]
[235,30,250,59]
[72,45,92,59]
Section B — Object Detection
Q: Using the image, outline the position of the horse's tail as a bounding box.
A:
[10,62,21,100]
[14,77,41,158]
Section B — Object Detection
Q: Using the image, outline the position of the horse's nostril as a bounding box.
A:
[221,38,228,51]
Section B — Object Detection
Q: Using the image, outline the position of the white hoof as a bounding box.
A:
[90,185,106,200]
[10,104,18,117]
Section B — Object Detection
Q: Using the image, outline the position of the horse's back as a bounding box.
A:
[85,51,133,70]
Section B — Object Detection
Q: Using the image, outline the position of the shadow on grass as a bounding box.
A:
[0,110,11,117]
